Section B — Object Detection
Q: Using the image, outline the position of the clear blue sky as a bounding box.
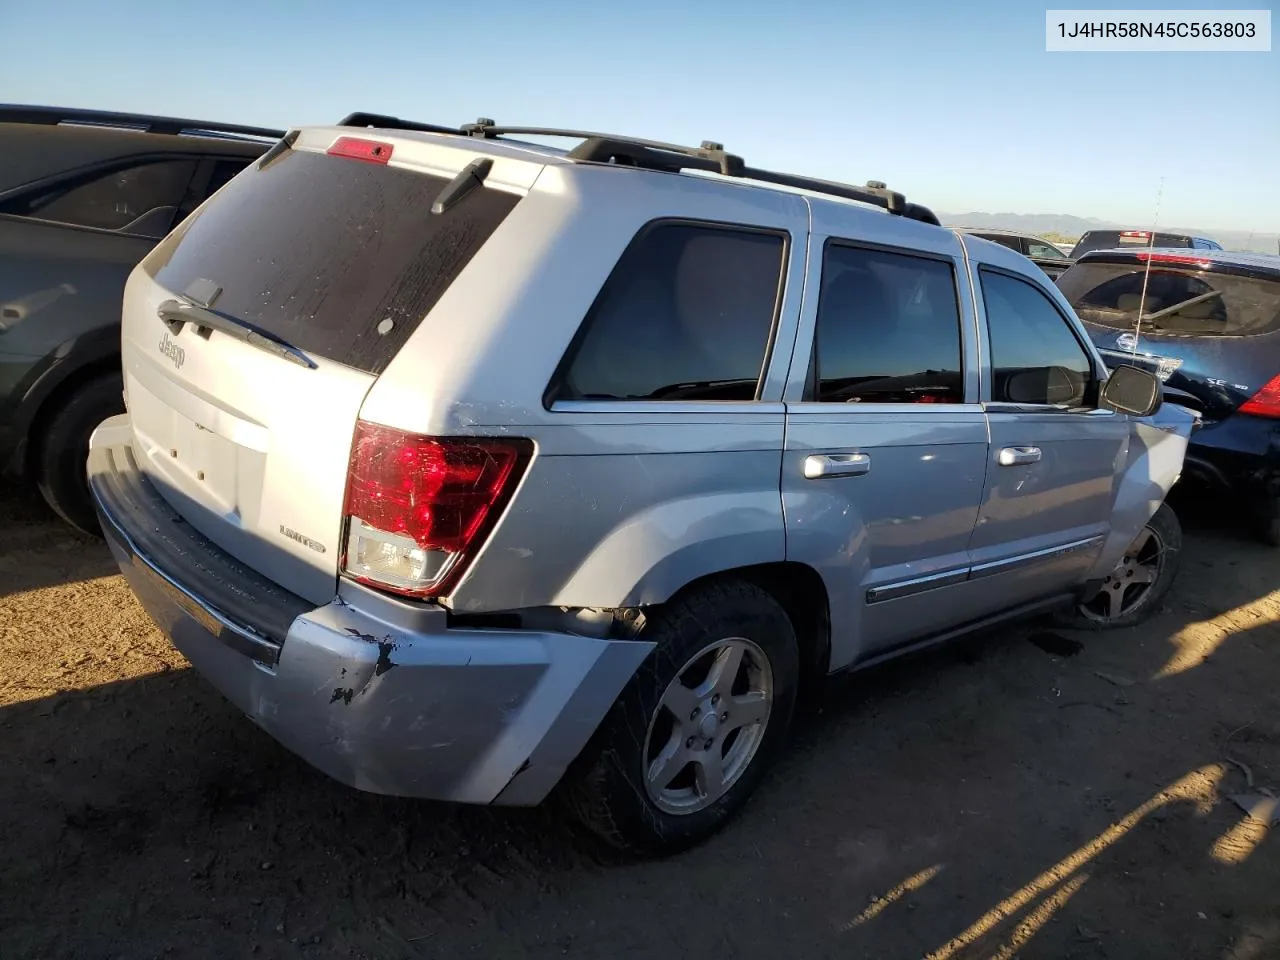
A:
[3,0,1276,231]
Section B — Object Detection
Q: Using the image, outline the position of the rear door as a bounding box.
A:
[782,222,990,669]
[966,260,1128,610]
[117,131,528,604]
[0,156,201,386]
[1025,238,1073,279]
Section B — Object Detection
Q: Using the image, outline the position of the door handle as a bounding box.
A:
[998,446,1042,466]
[803,452,871,479]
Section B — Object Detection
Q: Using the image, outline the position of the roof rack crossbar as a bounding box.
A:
[0,104,284,140]
[460,122,745,173]
[337,112,462,136]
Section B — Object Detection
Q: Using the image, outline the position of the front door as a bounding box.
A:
[966,263,1130,611]
[781,227,990,670]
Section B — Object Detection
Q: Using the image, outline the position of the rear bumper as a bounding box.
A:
[88,414,654,806]
[1184,415,1280,515]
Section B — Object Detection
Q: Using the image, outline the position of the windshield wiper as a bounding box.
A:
[157,299,317,369]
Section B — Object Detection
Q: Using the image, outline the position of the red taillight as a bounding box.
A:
[1239,375,1280,419]
[1134,252,1212,268]
[340,421,531,598]
[326,136,394,164]
[1120,231,1150,238]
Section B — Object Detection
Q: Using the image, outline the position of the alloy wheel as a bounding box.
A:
[642,637,774,815]
[1080,522,1166,623]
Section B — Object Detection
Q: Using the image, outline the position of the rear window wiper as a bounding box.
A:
[157,299,317,369]
[1139,289,1222,323]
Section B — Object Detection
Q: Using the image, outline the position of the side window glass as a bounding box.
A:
[2,159,198,236]
[552,222,786,402]
[977,233,1023,253]
[1027,241,1067,260]
[811,243,964,404]
[981,269,1095,408]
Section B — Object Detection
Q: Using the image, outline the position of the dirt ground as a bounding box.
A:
[2,480,1278,960]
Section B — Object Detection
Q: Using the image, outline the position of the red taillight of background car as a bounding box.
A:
[1238,375,1280,420]
[1134,251,1212,269]
[340,420,532,598]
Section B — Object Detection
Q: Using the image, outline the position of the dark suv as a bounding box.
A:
[0,105,283,533]
[1069,229,1223,260]
[1057,248,1280,544]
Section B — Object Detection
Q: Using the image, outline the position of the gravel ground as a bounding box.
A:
[1,480,1278,960]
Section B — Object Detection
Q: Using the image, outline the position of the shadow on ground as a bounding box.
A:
[1,497,1277,959]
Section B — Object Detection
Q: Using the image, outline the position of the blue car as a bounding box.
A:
[1058,248,1280,544]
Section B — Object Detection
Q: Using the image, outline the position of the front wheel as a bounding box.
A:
[1259,513,1280,547]
[565,579,800,857]
[1057,502,1182,630]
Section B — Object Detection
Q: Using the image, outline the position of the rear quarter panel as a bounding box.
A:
[358,164,811,613]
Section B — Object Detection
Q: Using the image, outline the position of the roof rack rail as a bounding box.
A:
[337,112,462,136]
[320,114,940,226]
[0,103,284,141]
[458,120,941,226]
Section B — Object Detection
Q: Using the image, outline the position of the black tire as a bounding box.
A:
[33,371,124,537]
[564,578,800,857]
[1259,514,1280,547]
[1055,502,1182,631]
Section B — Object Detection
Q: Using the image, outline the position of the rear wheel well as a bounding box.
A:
[666,562,831,705]
[23,356,123,475]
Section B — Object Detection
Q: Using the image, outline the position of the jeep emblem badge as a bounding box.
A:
[158,332,185,369]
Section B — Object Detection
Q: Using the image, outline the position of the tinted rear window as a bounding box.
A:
[546,220,787,402]
[1070,231,1192,258]
[145,147,521,375]
[1058,262,1280,338]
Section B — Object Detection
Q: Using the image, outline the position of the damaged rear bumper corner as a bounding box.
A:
[272,597,657,806]
[88,415,656,807]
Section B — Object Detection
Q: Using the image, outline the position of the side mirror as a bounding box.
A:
[1005,366,1079,405]
[1101,363,1163,417]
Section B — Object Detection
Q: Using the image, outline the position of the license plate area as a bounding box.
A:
[166,414,238,504]
[128,547,223,638]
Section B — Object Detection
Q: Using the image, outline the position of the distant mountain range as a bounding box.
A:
[940,212,1280,255]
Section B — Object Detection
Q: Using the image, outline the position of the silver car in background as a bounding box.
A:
[88,117,1195,856]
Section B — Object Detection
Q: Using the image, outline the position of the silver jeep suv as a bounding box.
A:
[89,116,1195,856]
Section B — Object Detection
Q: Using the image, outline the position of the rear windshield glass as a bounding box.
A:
[1069,232,1192,259]
[1058,261,1280,338]
[144,147,521,375]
